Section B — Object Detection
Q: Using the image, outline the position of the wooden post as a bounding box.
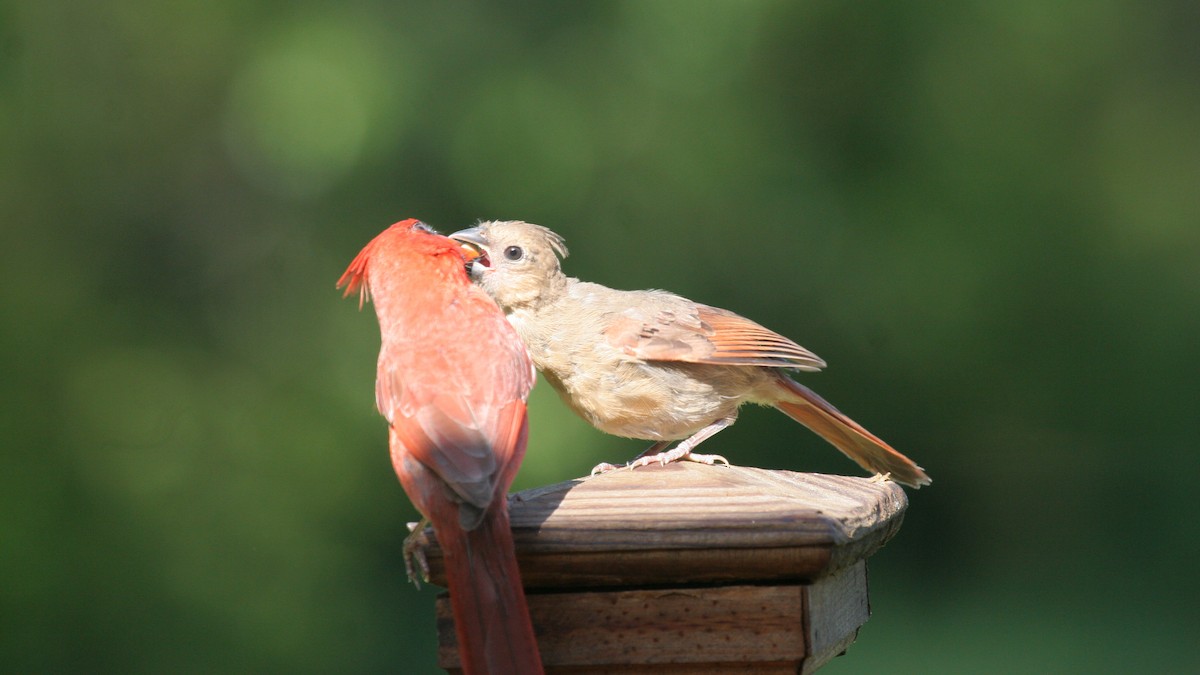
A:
[423,462,908,673]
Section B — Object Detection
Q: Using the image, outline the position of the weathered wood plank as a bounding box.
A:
[424,463,906,588]
[802,561,870,674]
[437,561,871,673]
[423,464,903,672]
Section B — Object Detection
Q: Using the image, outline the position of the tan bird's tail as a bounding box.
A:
[771,374,931,488]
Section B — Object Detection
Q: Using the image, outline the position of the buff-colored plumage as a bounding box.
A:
[451,220,930,488]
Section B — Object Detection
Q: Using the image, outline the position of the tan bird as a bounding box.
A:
[450,221,931,488]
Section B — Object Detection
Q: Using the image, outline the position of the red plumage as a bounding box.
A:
[339,219,543,674]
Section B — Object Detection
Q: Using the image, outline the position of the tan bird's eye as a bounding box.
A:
[504,246,524,261]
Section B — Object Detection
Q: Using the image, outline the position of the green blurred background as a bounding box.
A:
[3,1,1197,672]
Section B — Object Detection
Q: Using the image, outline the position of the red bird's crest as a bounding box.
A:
[337,218,429,308]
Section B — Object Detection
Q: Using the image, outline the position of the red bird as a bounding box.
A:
[338,219,543,674]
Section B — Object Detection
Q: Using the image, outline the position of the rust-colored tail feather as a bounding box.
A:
[433,501,544,675]
[772,375,931,488]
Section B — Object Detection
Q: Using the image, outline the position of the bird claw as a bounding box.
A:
[626,448,730,470]
[403,520,431,588]
[590,462,622,476]
[685,452,730,467]
[591,443,731,476]
[628,446,729,468]
[869,472,893,484]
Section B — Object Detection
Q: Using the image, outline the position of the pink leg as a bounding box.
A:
[633,440,673,460]
[590,417,737,475]
[626,417,735,469]
[591,441,671,475]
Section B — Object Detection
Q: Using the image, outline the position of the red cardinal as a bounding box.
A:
[338,219,543,674]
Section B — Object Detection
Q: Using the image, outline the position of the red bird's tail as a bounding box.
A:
[434,501,544,675]
[771,374,931,488]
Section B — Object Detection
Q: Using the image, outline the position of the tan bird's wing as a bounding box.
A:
[605,302,826,371]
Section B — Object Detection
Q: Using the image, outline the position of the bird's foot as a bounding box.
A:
[589,462,623,476]
[403,519,431,588]
[869,472,893,484]
[590,450,729,475]
[627,447,729,470]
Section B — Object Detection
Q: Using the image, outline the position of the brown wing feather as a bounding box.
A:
[606,303,826,371]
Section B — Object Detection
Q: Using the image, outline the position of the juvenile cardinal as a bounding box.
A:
[338,219,544,674]
[449,220,930,488]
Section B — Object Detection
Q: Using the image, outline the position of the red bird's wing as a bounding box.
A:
[377,291,534,523]
[606,302,827,371]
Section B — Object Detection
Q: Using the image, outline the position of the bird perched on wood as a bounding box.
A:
[449,220,930,488]
[339,219,544,674]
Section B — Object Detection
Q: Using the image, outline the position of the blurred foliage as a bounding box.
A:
[2,0,1198,672]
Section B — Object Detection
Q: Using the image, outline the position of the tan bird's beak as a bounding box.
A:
[449,227,490,268]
